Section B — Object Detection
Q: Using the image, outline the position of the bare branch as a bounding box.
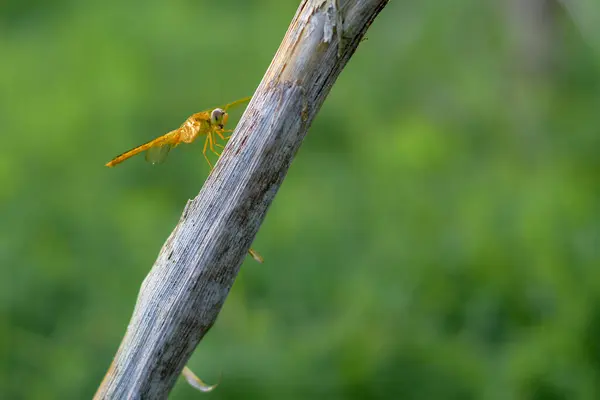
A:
[94,0,389,398]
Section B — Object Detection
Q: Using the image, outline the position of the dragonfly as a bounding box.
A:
[105,96,251,169]
[106,96,263,264]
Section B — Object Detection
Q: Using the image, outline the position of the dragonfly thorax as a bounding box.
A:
[179,116,206,143]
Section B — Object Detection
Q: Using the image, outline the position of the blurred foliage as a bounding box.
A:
[1,0,600,398]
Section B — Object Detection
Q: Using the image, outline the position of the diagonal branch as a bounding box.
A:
[94,0,389,398]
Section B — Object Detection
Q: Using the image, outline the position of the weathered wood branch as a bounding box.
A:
[94,0,389,398]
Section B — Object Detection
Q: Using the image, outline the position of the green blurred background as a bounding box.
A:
[2,0,600,398]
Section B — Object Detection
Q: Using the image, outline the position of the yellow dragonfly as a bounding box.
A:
[106,96,263,264]
[106,96,251,169]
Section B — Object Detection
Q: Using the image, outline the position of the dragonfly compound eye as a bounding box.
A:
[210,108,225,125]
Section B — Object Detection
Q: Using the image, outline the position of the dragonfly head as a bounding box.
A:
[211,108,228,129]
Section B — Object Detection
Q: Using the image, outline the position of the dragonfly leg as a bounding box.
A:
[208,133,221,157]
[212,131,225,149]
[202,135,214,170]
[215,129,226,141]
[222,129,233,140]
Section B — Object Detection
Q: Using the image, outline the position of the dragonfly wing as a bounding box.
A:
[195,97,251,116]
[145,143,172,165]
[222,96,251,111]
[211,96,252,112]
